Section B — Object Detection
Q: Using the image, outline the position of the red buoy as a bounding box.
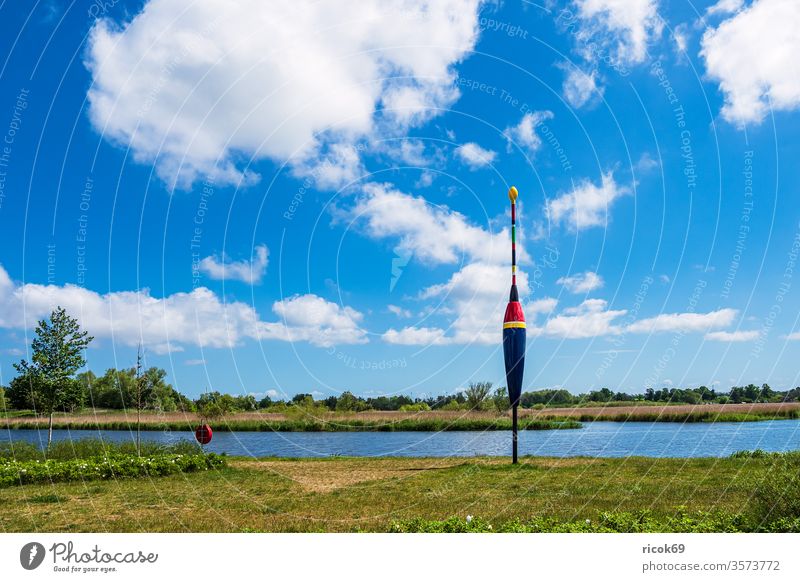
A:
[195,423,213,445]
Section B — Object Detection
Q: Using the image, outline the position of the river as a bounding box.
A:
[4,419,800,458]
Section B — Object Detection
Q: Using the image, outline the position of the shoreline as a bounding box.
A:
[2,402,798,431]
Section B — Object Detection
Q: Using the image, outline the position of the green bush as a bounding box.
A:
[750,451,800,529]
[0,438,202,461]
[390,509,760,533]
[0,452,225,487]
[399,403,431,412]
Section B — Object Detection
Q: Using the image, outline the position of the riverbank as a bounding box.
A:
[1,454,796,532]
[2,413,580,432]
[2,402,798,431]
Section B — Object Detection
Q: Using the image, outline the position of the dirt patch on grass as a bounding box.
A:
[230,458,470,492]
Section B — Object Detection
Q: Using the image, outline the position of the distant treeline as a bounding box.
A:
[1,370,799,416]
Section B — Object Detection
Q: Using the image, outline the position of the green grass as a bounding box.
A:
[0,453,225,487]
[0,438,202,461]
[1,453,797,532]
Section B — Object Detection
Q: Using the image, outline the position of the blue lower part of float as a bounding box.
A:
[503,327,526,406]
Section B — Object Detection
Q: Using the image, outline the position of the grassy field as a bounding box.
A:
[0,454,791,532]
[2,402,798,432]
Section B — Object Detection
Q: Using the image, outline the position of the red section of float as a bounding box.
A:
[195,423,213,445]
[503,301,525,323]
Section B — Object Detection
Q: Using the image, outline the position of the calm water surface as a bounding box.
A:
[5,420,800,458]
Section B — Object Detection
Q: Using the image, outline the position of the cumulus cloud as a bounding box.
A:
[540,303,737,340]
[291,143,365,191]
[562,67,603,108]
[455,142,497,169]
[635,152,659,174]
[541,299,626,339]
[418,263,534,344]
[383,326,450,345]
[199,244,269,284]
[264,294,366,346]
[557,271,604,293]
[701,0,800,125]
[672,23,690,54]
[571,0,663,65]
[502,111,554,154]
[350,182,519,266]
[388,305,413,318]
[381,266,548,346]
[627,308,737,334]
[546,172,629,230]
[85,0,483,188]
[705,330,759,342]
[0,265,365,353]
[706,0,744,17]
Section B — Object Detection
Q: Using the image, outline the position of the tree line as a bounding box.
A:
[2,308,799,442]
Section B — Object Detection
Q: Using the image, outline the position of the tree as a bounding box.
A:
[6,373,41,409]
[336,391,367,412]
[133,346,155,454]
[13,307,93,447]
[491,386,510,412]
[0,385,6,411]
[465,381,493,410]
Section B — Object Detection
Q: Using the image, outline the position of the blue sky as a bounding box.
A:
[1,0,799,401]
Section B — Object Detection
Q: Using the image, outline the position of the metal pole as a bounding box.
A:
[512,404,518,464]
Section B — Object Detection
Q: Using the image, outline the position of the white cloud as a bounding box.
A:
[0,264,365,353]
[388,305,413,318]
[706,0,744,17]
[350,182,519,266]
[701,0,800,125]
[541,298,626,339]
[672,22,690,54]
[379,139,430,167]
[263,294,366,346]
[502,111,554,154]
[546,172,629,230]
[705,330,759,342]
[635,152,659,173]
[199,244,269,284]
[455,142,497,169]
[562,67,603,108]
[557,271,604,293]
[528,297,560,315]
[184,359,206,366]
[415,171,436,188]
[572,0,663,65]
[85,0,483,188]
[382,265,546,345]
[626,308,737,333]
[291,143,365,191]
[382,326,450,346]
[782,332,800,340]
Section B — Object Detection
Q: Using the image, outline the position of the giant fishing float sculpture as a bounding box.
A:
[503,186,525,464]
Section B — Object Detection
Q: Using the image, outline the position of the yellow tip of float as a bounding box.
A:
[508,186,519,202]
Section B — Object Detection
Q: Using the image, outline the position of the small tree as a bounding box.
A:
[491,386,510,413]
[133,345,155,454]
[465,381,493,410]
[13,307,93,447]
